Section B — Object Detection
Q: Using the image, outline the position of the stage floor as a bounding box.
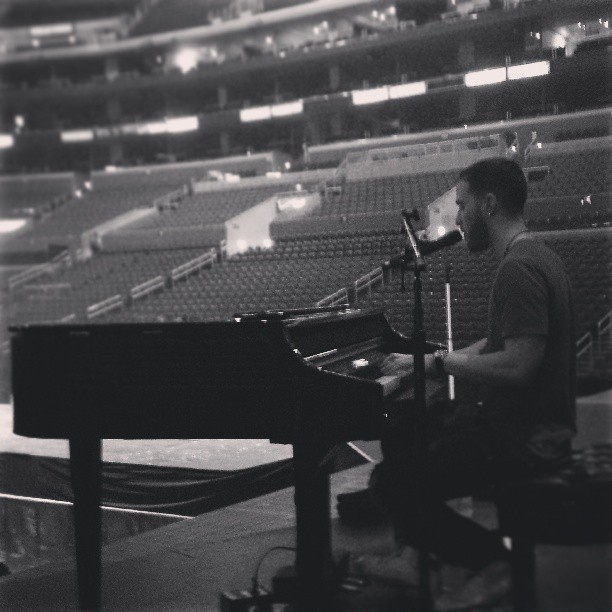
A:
[0,402,294,471]
[1,396,612,611]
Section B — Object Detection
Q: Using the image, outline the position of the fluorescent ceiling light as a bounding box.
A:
[174,48,199,74]
[31,24,73,37]
[166,116,199,133]
[507,61,550,80]
[61,130,94,143]
[0,219,27,234]
[240,106,272,122]
[351,87,389,105]
[388,81,427,99]
[464,67,507,87]
[0,134,14,149]
[139,121,167,135]
[271,100,303,117]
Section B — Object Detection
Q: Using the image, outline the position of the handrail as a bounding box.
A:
[171,249,216,281]
[597,310,612,339]
[576,331,594,360]
[51,250,71,264]
[86,295,124,319]
[354,267,384,300]
[130,275,165,300]
[59,313,77,323]
[8,250,71,290]
[348,133,503,166]
[9,262,55,290]
[316,287,349,307]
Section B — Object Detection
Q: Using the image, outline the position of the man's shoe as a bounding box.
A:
[353,546,428,587]
[435,560,511,611]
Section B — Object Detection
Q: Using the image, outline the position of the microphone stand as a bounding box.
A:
[400,209,433,611]
[445,264,455,401]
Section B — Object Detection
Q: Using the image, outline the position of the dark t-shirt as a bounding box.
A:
[481,236,576,463]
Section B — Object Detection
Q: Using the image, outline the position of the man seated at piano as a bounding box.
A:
[356,158,576,610]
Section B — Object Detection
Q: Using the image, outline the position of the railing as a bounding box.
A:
[525,166,550,182]
[597,310,612,341]
[86,295,124,319]
[129,275,165,301]
[8,250,71,290]
[576,331,594,368]
[59,313,77,323]
[354,267,384,301]
[572,309,612,374]
[23,283,72,299]
[218,240,227,262]
[9,263,54,290]
[170,249,216,282]
[316,288,349,307]
[345,133,503,166]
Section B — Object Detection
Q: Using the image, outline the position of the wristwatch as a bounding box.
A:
[434,349,448,377]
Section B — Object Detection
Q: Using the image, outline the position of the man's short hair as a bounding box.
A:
[459,158,527,217]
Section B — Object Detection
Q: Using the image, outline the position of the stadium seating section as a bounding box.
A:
[130,184,301,230]
[0,174,75,215]
[315,171,459,217]
[1,139,611,401]
[526,148,612,199]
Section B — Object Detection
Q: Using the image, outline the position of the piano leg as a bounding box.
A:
[293,437,333,610]
[69,437,102,611]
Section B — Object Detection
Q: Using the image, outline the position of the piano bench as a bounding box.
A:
[494,443,612,612]
[337,488,386,527]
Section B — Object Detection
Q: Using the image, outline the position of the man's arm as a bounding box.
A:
[381,338,488,377]
[441,335,546,388]
[453,337,488,357]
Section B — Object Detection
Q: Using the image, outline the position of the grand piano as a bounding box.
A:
[10,307,443,610]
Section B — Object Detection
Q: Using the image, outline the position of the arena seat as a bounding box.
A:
[313,171,458,218]
[7,248,208,324]
[526,148,612,199]
[0,174,75,215]
[129,184,284,230]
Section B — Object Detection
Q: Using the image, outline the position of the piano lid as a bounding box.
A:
[9,311,390,442]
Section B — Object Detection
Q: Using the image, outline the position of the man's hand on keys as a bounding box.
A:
[379,353,414,376]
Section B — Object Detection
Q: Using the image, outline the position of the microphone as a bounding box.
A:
[383,229,463,269]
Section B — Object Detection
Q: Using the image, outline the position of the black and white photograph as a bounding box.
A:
[0,0,610,610]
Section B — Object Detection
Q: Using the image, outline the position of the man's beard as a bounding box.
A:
[466,213,489,253]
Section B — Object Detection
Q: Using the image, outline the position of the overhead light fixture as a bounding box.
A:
[507,61,550,80]
[271,100,303,117]
[166,116,199,133]
[0,134,14,149]
[351,86,389,105]
[464,67,507,87]
[61,130,94,143]
[174,48,199,74]
[139,121,167,135]
[240,106,272,122]
[0,219,27,233]
[30,23,72,37]
[389,81,427,99]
